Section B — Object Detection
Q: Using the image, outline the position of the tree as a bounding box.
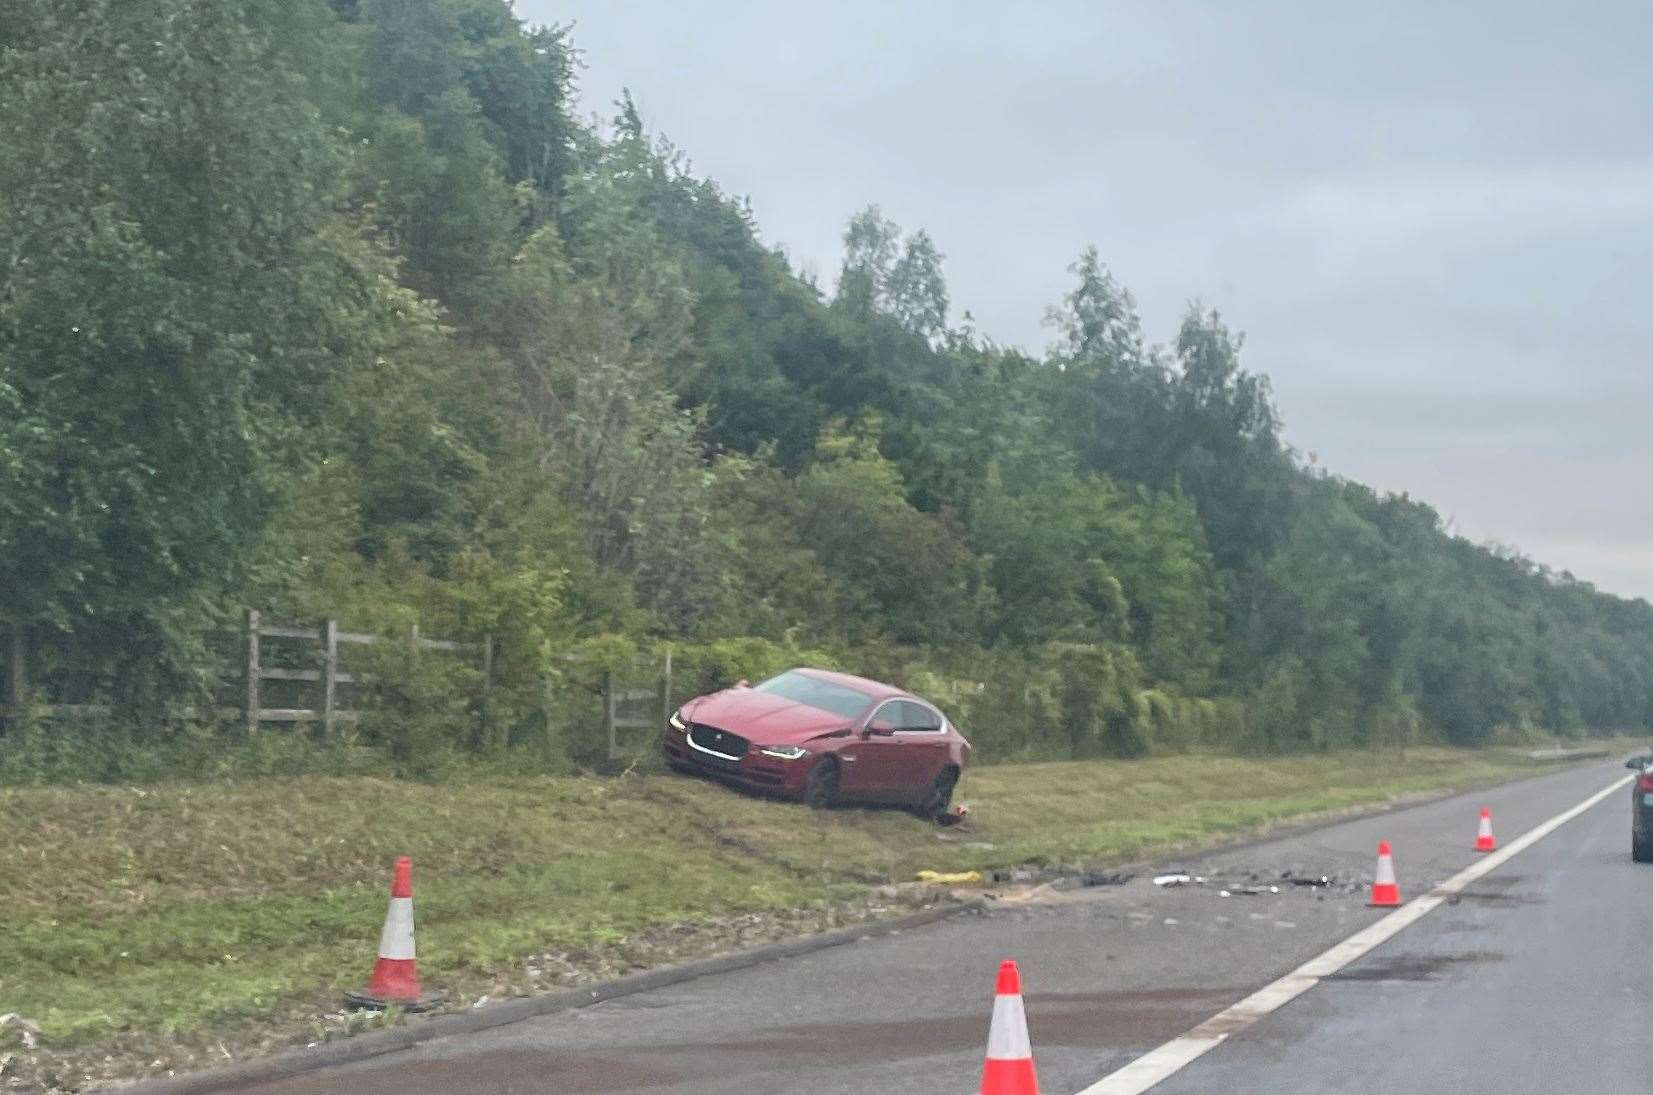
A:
[0,0,372,700]
[838,206,949,340]
[1042,247,1174,485]
[794,425,985,646]
[885,229,949,341]
[1045,246,1145,369]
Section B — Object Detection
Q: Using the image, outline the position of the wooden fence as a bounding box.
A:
[1,612,491,736]
[0,617,698,762]
[605,648,672,760]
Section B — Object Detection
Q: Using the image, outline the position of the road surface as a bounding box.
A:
[1152,760,1647,1094]
[238,758,1640,1094]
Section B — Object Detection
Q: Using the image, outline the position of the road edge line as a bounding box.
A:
[1074,772,1635,1095]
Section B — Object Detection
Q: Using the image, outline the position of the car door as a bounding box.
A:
[891,699,949,798]
[839,700,905,800]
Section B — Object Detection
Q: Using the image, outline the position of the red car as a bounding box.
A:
[662,667,971,816]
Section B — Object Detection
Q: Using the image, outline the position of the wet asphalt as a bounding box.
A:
[236,757,1637,1094]
[1154,758,1650,1095]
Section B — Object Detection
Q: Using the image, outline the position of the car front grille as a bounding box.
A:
[687,723,750,762]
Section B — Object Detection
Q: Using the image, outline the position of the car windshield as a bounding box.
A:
[753,671,874,720]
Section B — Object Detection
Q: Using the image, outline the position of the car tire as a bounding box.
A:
[1634,831,1653,863]
[916,766,959,820]
[803,758,840,809]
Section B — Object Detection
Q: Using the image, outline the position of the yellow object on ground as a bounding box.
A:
[916,869,984,885]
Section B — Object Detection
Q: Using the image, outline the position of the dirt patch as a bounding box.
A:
[1327,951,1505,982]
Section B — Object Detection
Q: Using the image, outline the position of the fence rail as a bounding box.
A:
[0,617,689,762]
[1,613,491,737]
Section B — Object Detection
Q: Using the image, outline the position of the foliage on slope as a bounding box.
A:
[2,0,1650,780]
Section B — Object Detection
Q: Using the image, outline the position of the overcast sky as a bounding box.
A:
[522,0,1653,602]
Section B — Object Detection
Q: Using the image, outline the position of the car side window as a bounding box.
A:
[897,700,943,732]
[867,701,901,731]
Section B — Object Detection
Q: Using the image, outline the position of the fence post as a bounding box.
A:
[245,610,260,734]
[541,675,557,757]
[5,621,24,723]
[605,668,618,760]
[321,618,338,739]
[661,644,673,728]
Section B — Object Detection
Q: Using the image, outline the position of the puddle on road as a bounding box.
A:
[1445,873,1544,906]
[1327,950,1506,982]
[1449,889,1544,906]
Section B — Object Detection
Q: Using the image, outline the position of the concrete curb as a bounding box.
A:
[121,898,985,1094]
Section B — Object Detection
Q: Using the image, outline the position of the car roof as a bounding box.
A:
[791,666,909,701]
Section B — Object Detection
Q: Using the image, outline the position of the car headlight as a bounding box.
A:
[759,744,809,760]
[669,710,687,731]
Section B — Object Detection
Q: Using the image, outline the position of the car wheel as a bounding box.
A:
[1634,831,1653,863]
[916,766,959,819]
[803,758,840,809]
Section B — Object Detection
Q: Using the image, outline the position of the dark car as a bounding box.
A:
[1629,752,1653,862]
[662,667,971,816]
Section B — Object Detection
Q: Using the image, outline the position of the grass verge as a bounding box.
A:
[0,746,1580,1087]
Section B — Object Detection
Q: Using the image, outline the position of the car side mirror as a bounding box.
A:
[865,719,896,737]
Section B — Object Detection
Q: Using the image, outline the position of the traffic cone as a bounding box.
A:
[980,959,1039,1095]
[345,856,440,1011]
[1368,840,1401,907]
[1475,807,1496,852]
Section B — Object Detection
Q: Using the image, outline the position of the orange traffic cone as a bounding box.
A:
[980,960,1039,1095]
[1475,807,1496,852]
[346,857,440,1011]
[1368,840,1401,907]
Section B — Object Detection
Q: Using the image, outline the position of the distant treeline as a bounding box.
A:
[2,0,1649,779]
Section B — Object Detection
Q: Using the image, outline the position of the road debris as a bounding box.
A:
[916,869,983,885]
[1280,869,1333,888]
[1075,869,1133,888]
[1153,873,1193,887]
[987,866,1131,889]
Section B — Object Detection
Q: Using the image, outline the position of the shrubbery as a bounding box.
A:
[3,0,1650,784]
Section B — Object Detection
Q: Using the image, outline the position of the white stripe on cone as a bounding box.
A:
[987,994,1032,1059]
[377,896,416,960]
[1374,853,1396,887]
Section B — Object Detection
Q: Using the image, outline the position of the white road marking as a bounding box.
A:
[1074,772,1635,1095]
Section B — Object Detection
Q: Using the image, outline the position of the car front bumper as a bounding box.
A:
[661,724,811,797]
